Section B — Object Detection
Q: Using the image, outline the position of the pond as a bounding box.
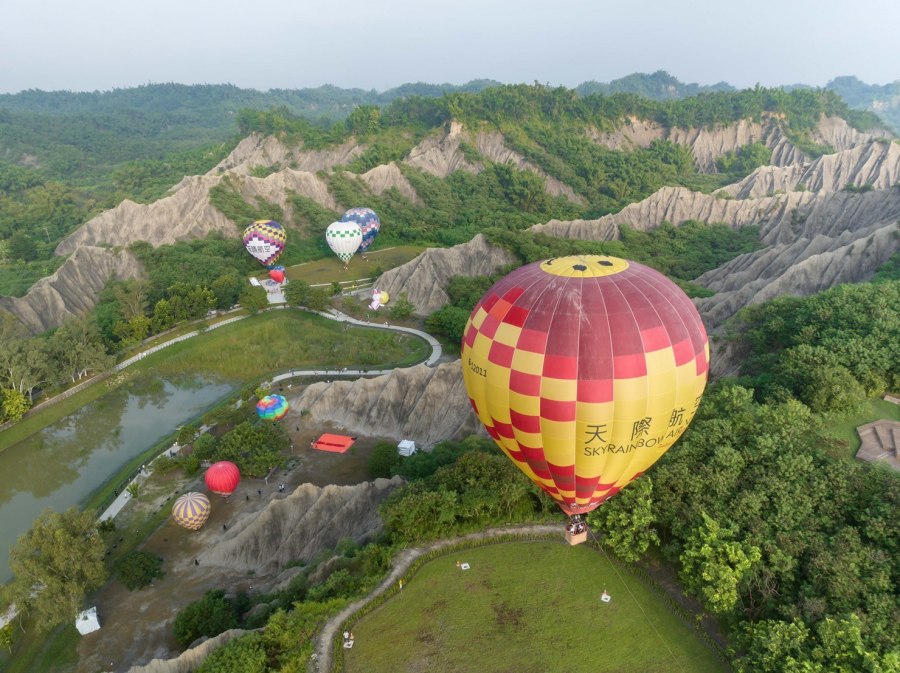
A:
[0,374,235,582]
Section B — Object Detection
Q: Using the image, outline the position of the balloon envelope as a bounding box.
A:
[325,221,363,263]
[205,461,241,497]
[172,492,211,530]
[379,291,389,304]
[269,269,285,283]
[257,394,288,421]
[243,220,287,267]
[340,207,380,253]
[460,255,709,516]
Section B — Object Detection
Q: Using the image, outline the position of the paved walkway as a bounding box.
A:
[311,525,558,673]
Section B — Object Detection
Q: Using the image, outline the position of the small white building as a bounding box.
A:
[75,606,101,635]
[397,439,416,457]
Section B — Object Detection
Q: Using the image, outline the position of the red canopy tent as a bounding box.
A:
[311,433,355,453]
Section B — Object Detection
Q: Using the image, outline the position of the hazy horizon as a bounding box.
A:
[1,0,898,96]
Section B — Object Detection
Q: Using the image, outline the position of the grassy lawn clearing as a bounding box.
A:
[821,398,900,459]
[272,245,425,287]
[134,309,430,380]
[344,541,725,673]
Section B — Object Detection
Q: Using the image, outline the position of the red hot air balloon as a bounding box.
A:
[269,269,285,283]
[205,461,241,499]
[461,255,709,533]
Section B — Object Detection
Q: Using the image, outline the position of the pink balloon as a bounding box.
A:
[269,270,285,283]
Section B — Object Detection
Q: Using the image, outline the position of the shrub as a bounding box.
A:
[368,441,401,479]
[115,550,165,590]
[173,589,240,648]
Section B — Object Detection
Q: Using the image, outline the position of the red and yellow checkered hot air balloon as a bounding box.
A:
[461,255,709,522]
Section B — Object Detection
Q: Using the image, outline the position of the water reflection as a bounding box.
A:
[0,374,234,582]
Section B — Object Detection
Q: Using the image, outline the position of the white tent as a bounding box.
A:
[397,439,416,457]
[76,606,101,635]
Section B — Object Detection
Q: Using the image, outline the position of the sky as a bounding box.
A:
[1,0,898,95]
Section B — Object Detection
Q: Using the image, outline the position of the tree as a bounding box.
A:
[113,280,150,320]
[214,421,288,476]
[0,331,51,400]
[173,589,240,648]
[368,441,401,479]
[237,286,268,313]
[7,231,37,262]
[388,292,415,320]
[210,273,244,309]
[283,280,311,307]
[9,507,107,633]
[1,387,31,423]
[47,315,114,384]
[196,633,267,673]
[425,305,470,342]
[679,511,761,615]
[112,315,151,349]
[115,550,165,590]
[587,476,659,563]
[735,618,811,673]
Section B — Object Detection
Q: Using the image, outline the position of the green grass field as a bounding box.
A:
[136,309,430,380]
[344,541,725,673]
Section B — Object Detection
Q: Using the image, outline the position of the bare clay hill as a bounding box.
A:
[1,113,895,339]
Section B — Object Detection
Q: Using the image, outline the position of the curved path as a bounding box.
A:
[311,525,559,673]
[117,306,443,376]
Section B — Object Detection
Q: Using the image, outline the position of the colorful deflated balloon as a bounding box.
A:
[172,492,211,530]
[325,221,363,264]
[204,461,241,498]
[243,220,287,267]
[256,394,288,421]
[460,255,709,517]
[339,207,380,254]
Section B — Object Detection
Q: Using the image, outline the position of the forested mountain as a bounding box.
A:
[576,69,735,98]
[823,75,900,132]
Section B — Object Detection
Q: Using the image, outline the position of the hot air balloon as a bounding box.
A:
[460,255,709,538]
[269,269,285,283]
[172,492,211,530]
[205,461,241,499]
[339,207,380,256]
[257,394,288,421]
[325,221,363,266]
[243,220,287,267]
[379,291,389,304]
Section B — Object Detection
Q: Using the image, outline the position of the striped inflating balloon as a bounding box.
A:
[172,492,211,530]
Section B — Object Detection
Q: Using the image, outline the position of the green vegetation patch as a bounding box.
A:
[344,541,724,673]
